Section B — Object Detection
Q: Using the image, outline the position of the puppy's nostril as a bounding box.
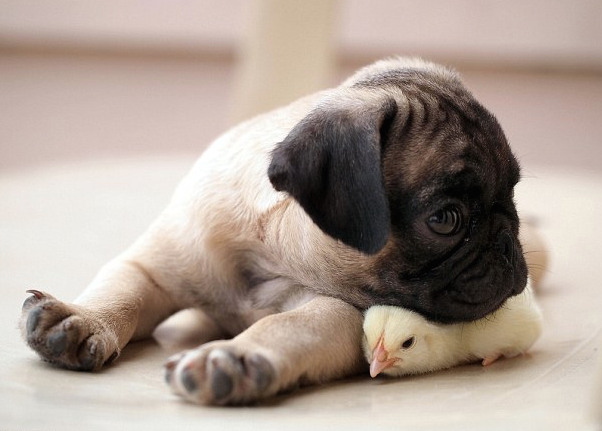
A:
[496,231,514,263]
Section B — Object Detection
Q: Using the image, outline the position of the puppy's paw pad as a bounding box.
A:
[77,334,118,371]
[19,292,119,371]
[166,344,275,405]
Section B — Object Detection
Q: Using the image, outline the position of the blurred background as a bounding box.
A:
[1,0,601,173]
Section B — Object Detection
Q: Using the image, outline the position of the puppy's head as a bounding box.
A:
[268,58,527,323]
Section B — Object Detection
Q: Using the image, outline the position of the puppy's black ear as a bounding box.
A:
[268,97,397,254]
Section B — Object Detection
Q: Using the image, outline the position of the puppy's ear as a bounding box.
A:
[268,96,397,254]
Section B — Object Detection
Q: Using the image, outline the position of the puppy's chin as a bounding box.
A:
[424,255,528,323]
[368,237,530,324]
[430,284,517,323]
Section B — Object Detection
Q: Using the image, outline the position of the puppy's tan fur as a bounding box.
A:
[20,57,533,405]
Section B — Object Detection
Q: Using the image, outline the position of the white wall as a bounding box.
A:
[2,0,601,69]
[1,0,601,172]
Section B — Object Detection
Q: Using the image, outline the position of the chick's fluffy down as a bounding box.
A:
[362,282,542,377]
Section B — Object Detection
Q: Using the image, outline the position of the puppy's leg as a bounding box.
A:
[165,296,366,405]
[20,258,179,371]
[154,309,226,353]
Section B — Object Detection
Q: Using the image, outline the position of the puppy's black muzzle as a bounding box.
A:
[496,230,514,265]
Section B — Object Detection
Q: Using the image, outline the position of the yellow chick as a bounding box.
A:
[363,281,542,377]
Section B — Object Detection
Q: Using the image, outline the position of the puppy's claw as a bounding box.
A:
[23,289,48,310]
[78,339,103,371]
[88,340,98,356]
[164,353,184,371]
[26,289,46,299]
[164,352,185,385]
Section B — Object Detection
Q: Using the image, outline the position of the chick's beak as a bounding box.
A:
[369,335,397,378]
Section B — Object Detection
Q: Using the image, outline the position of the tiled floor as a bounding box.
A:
[1,156,601,430]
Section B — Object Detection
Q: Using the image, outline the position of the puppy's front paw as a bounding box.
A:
[20,290,120,371]
[164,341,275,405]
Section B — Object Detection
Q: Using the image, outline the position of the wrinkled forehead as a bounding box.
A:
[369,71,521,201]
[399,147,521,215]
[410,128,520,199]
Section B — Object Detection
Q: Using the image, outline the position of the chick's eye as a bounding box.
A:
[401,336,415,349]
[427,206,463,236]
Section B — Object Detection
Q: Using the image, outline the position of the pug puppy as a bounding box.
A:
[20,57,527,405]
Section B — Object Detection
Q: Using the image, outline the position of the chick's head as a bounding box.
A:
[363,305,434,377]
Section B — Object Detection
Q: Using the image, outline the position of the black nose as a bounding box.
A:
[496,231,514,263]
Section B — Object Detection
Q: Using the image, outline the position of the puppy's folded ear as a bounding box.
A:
[268,96,397,254]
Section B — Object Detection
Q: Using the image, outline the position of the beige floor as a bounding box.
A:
[1,156,601,430]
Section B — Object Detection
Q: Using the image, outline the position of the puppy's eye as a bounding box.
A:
[401,336,415,349]
[427,206,463,236]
